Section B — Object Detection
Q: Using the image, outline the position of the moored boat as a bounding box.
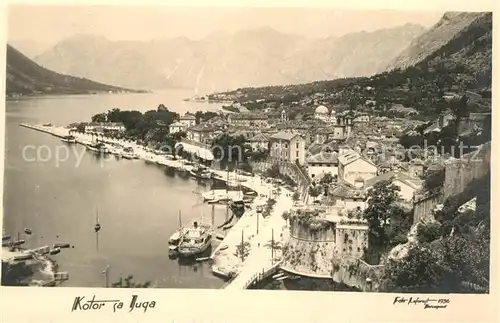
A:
[168,211,185,254]
[229,198,245,217]
[87,142,108,154]
[177,221,212,257]
[121,146,137,159]
[61,135,77,143]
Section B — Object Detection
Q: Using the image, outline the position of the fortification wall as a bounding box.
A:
[281,223,336,278]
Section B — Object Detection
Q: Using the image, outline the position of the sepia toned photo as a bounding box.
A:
[2,5,492,298]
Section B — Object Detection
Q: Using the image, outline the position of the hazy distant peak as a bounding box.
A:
[61,33,110,44]
[34,22,426,91]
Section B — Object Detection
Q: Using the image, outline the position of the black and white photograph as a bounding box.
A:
[1,2,494,307]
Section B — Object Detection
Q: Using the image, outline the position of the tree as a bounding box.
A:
[234,241,251,261]
[423,168,445,191]
[363,180,401,248]
[92,113,107,123]
[195,111,218,124]
[211,133,248,166]
[319,173,334,185]
[264,163,280,179]
[385,206,413,247]
[308,184,323,198]
[76,123,86,133]
[416,222,441,244]
[292,191,300,201]
[382,245,445,293]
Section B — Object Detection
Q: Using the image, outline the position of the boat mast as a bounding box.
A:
[179,210,182,228]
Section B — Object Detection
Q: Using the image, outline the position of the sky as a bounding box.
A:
[8,6,445,46]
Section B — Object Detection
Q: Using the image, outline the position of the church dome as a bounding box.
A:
[315,105,329,114]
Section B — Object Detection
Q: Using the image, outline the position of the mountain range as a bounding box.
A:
[33,24,426,92]
[5,44,139,96]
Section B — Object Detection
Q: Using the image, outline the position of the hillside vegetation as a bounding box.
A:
[5,45,141,96]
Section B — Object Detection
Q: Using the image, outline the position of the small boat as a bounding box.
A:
[144,155,156,164]
[12,239,26,246]
[49,248,61,255]
[196,257,210,262]
[13,254,34,261]
[2,235,11,241]
[109,144,123,156]
[121,147,137,159]
[33,246,51,255]
[87,142,108,154]
[24,228,32,235]
[229,198,245,217]
[53,243,70,249]
[61,135,77,143]
[169,211,185,252]
[42,123,52,127]
[276,276,288,281]
[189,165,214,179]
[219,245,228,251]
[94,208,101,233]
[169,229,186,251]
[216,234,225,240]
[177,221,212,257]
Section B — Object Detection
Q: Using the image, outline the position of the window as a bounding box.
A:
[296,151,299,157]
[296,142,299,149]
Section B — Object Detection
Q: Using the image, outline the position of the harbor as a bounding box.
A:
[13,122,295,289]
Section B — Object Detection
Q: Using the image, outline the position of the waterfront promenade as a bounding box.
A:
[223,192,293,289]
[19,124,295,288]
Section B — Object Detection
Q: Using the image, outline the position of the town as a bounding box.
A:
[6,76,489,292]
[3,10,491,295]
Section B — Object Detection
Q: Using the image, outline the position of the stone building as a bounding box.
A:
[269,131,306,165]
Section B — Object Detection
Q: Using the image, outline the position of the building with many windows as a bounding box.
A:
[269,131,306,165]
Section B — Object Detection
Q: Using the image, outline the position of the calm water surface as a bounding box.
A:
[3,89,229,288]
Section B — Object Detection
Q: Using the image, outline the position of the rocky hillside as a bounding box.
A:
[387,12,491,73]
[6,45,140,96]
[34,24,425,92]
[419,12,492,89]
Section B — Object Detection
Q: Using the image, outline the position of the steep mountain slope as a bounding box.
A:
[387,12,489,71]
[34,24,425,92]
[418,12,492,89]
[5,44,138,96]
